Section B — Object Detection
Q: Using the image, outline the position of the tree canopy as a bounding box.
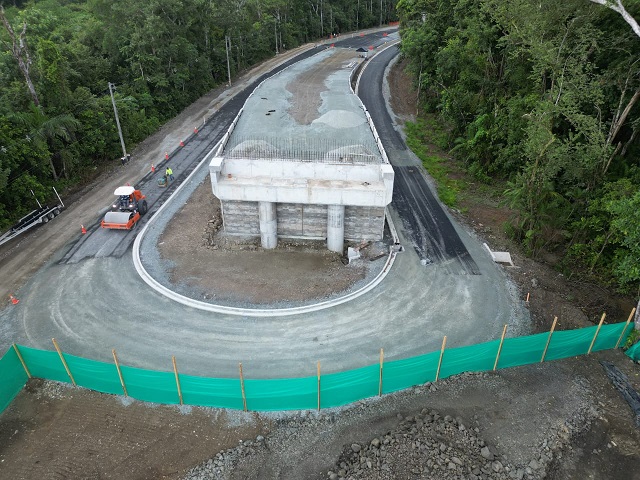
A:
[0,0,396,228]
[398,0,640,293]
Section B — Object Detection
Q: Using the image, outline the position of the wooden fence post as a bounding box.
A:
[51,338,76,386]
[540,317,558,363]
[172,355,183,405]
[112,349,128,397]
[587,313,606,354]
[615,308,636,349]
[12,344,31,378]
[378,348,384,397]
[435,336,447,381]
[317,361,321,412]
[493,325,508,371]
[239,363,247,412]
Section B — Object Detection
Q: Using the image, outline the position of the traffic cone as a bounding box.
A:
[81,224,87,234]
[194,127,198,134]
[165,152,169,160]
[151,163,155,173]
[180,140,185,147]
[9,294,19,305]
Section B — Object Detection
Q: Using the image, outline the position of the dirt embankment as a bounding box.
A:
[155,174,391,306]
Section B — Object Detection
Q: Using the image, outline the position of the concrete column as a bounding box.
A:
[326,204,345,253]
[259,201,277,249]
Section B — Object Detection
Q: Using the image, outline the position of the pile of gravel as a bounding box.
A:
[183,435,267,480]
[328,409,518,480]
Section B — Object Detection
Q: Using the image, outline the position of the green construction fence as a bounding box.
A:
[0,320,636,414]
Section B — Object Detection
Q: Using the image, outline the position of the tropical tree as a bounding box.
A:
[11,104,80,181]
[0,5,39,106]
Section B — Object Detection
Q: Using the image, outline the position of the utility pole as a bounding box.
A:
[108,82,127,161]
[225,36,232,86]
[379,0,383,27]
[274,17,279,54]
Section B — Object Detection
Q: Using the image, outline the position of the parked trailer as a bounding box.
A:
[0,187,65,247]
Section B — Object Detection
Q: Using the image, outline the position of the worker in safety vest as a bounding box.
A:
[166,167,174,182]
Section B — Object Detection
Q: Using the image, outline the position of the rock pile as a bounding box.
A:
[203,213,223,247]
[328,409,519,480]
[183,435,266,480]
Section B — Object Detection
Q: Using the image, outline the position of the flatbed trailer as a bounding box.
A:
[0,187,65,247]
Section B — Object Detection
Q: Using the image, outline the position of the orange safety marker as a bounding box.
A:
[81,224,87,234]
[179,140,185,147]
[151,163,155,173]
[165,152,169,160]
[9,294,19,305]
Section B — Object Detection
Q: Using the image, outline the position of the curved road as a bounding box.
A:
[358,45,479,274]
[0,32,529,379]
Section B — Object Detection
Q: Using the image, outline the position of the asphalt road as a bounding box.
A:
[358,45,480,275]
[0,30,529,379]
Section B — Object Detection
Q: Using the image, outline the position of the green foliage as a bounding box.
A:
[570,178,640,292]
[0,0,393,229]
[624,328,640,350]
[399,0,640,291]
[405,120,461,207]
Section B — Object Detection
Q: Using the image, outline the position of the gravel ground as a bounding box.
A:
[178,350,640,480]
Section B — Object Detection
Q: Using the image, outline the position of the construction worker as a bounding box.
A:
[166,166,174,182]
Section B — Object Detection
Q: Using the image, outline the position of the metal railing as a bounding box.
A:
[223,136,382,164]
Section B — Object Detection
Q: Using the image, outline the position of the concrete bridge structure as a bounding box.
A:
[208,48,394,252]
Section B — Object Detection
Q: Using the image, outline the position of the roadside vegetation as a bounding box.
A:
[397,0,640,296]
[0,0,396,229]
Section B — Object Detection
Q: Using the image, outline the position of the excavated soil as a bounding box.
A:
[157,177,369,305]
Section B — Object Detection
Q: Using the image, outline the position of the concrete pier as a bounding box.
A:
[259,201,277,249]
[327,205,345,253]
[208,48,394,249]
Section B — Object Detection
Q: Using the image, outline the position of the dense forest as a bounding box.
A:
[0,0,394,226]
[397,0,640,294]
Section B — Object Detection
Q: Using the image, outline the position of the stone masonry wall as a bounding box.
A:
[222,201,385,242]
[222,200,260,235]
[344,206,385,241]
[276,204,328,238]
